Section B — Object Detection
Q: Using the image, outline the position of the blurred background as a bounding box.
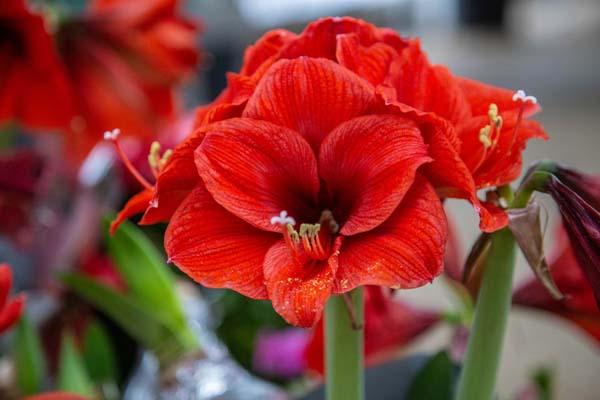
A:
[1,0,599,398]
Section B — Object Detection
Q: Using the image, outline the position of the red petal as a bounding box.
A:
[333,176,446,293]
[0,264,12,309]
[263,240,339,327]
[280,17,407,61]
[336,33,398,86]
[379,97,508,232]
[165,184,277,299]
[243,57,375,150]
[385,40,471,124]
[240,29,297,76]
[319,115,431,235]
[196,118,320,232]
[110,188,154,234]
[457,77,540,117]
[0,293,25,334]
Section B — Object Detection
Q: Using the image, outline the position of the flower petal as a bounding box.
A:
[335,33,398,86]
[165,184,278,299]
[243,57,375,150]
[0,293,25,334]
[195,118,320,232]
[110,188,154,234]
[333,176,446,293]
[240,29,297,76]
[457,77,540,117]
[319,115,431,235]
[0,264,12,309]
[263,240,339,327]
[379,97,508,232]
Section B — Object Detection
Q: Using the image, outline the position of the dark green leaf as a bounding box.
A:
[13,316,45,395]
[57,333,95,396]
[82,321,118,385]
[407,351,455,400]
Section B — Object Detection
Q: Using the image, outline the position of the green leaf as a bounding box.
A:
[407,351,455,400]
[532,367,554,400]
[57,333,95,396]
[13,316,45,395]
[103,215,187,332]
[61,272,192,364]
[82,321,118,385]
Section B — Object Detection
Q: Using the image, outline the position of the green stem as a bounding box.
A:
[454,228,516,400]
[325,287,364,400]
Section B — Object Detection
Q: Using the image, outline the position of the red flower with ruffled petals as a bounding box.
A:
[0,0,74,129]
[163,56,447,326]
[56,0,200,160]
[514,229,600,344]
[305,286,440,373]
[0,263,26,334]
[115,17,546,234]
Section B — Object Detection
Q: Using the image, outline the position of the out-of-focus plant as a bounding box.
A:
[62,217,199,367]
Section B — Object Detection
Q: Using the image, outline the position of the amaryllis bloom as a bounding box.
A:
[514,229,600,343]
[55,0,199,160]
[0,0,73,129]
[0,263,26,334]
[114,17,546,235]
[543,169,600,309]
[305,286,440,373]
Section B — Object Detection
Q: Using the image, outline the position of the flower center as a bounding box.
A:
[272,210,339,261]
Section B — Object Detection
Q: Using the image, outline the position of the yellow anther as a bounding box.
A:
[488,104,498,122]
[479,126,492,148]
[287,224,299,243]
[148,141,161,169]
[159,149,173,168]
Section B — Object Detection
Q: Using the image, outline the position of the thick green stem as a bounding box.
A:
[325,287,364,400]
[455,228,516,400]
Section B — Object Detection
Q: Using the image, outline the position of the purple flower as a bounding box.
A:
[252,328,310,378]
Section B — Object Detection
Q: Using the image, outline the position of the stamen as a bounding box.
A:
[104,128,153,190]
[512,89,538,104]
[147,141,173,178]
[270,210,296,226]
[509,89,538,154]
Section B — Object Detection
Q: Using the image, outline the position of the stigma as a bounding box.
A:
[512,89,538,104]
[270,210,296,226]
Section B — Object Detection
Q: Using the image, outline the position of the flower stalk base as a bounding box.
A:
[325,287,364,400]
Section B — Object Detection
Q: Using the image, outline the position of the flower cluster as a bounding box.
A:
[0,0,200,160]
[112,17,546,326]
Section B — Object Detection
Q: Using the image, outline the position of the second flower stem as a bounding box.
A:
[325,287,364,400]
[455,228,516,400]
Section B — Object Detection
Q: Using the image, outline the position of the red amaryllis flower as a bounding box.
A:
[0,0,73,129]
[55,0,199,160]
[544,169,600,309]
[0,263,26,334]
[514,229,600,343]
[23,393,90,400]
[113,17,545,235]
[305,286,440,373]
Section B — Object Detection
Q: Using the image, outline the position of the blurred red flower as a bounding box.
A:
[305,286,440,374]
[0,0,74,129]
[0,263,26,334]
[55,0,200,160]
[514,229,600,343]
[0,149,44,246]
[23,393,89,400]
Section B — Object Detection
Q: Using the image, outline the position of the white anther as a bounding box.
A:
[512,90,538,104]
[103,128,121,141]
[270,210,296,226]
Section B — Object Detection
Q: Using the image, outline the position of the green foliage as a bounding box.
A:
[407,351,455,400]
[57,334,95,397]
[83,321,118,385]
[13,316,45,395]
[215,291,287,371]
